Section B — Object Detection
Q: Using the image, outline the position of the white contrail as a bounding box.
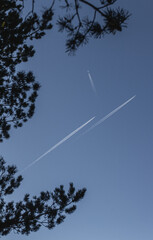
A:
[87,70,96,94]
[21,116,95,172]
[83,95,136,135]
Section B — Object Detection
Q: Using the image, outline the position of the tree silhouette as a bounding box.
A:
[0,1,130,237]
[0,157,86,236]
[0,0,53,141]
[56,0,130,54]
[0,0,130,141]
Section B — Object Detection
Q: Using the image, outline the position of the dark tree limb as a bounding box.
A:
[0,0,130,140]
[0,157,86,236]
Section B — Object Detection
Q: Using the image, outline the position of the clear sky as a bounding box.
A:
[2,0,153,239]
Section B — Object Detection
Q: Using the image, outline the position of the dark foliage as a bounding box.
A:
[0,69,40,141]
[56,0,130,54]
[0,0,53,141]
[0,157,86,236]
[0,0,130,141]
[0,1,130,236]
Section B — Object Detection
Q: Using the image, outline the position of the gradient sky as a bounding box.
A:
[2,0,153,239]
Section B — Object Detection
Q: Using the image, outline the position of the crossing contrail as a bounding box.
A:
[21,116,95,172]
[21,96,135,173]
[82,95,136,135]
[87,70,96,94]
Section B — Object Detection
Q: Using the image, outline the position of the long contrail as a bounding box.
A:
[21,116,95,172]
[82,95,136,135]
[87,70,96,94]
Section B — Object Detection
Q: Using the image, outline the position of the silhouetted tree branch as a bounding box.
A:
[56,0,130,53]
[0,0,130,141]
[0,1,131,237]
[0,0,53,141]
[0,157,86,236]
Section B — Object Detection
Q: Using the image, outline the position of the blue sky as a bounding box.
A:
[2,0,153,239]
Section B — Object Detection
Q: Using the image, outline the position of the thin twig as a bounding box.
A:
[79,0,106,17]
